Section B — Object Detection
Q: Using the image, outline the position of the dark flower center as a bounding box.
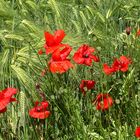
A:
[83,54,89,58]
[36,106,46,112]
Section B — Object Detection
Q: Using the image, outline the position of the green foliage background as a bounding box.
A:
[0,0,140,139]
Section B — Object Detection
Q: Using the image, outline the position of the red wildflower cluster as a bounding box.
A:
[0,88,18,113]
[80,80,95,95]
[43,30,73,74]
[135,126,140,138]
[43,30,101,74]
[103,56,131,75]
[29,101,50,119]
[94,93,113,111]
[73,44,99,66]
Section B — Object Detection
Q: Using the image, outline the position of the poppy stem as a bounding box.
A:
[43,119,46,138]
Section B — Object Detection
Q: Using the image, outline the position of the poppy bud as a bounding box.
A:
[38,49,43,55]
[125,27,131,35]
[136,29,140,37]
[40,92,46,100]
[35,83,40,89]
[41,68,47,77]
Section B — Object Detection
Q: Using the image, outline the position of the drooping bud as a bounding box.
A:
[125,27,131,35]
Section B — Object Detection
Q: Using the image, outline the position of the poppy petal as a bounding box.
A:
[49,60,73,74]
[41,101,49,108]
[10,98,17,102]
[73,53,84,64]
[135,126,140,138]
[0,107,7,113]
[0,98,10,110]
[44,32,55,46]
[90,55,100,62]
[103,64,114,75]
[54,30,65,44]
[1,88,17,98]
[85,58,92,66]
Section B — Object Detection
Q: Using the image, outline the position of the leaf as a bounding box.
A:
[106,9,112,19]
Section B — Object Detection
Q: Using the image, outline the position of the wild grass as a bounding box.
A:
[0,0,140,139]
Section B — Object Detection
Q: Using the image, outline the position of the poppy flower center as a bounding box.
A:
[83,87,88,91]
[35,106,45,112]
[36,108,42,112]
[100,100,104,106]
[83,54,89,58]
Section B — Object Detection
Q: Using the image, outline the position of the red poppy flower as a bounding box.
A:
[80,80,95,95]
[38,49,44,55]
[103,56,131,75]
[135,126,140,138]
[0,88,18,111]
[49,46,73,74]
[103,63,116,75]
[94,93,113,111]
[136,29,140,37]
[125,27,131,35]
[44,30,68,54]
[118,56,131,72]
[29,101,50,119]
[73,44,99,66]
[103,59,120,75]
